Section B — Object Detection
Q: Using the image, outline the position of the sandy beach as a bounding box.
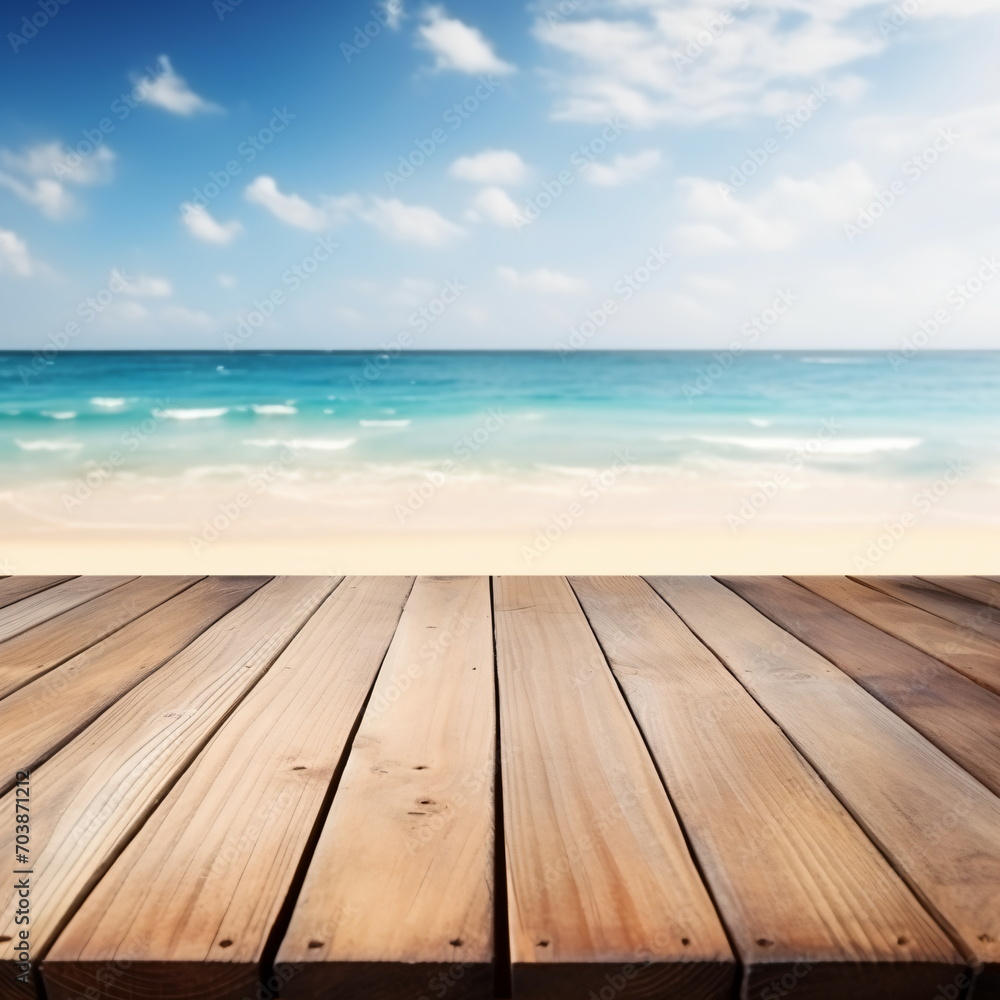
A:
[4,527,999,576]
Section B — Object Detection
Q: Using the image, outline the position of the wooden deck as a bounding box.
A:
[1,575,999,1000]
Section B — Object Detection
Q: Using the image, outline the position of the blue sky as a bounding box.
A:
[1,0,1000,350]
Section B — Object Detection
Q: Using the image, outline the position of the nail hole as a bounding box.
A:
[757,939,773,948]
[537,940,549,948]
[419,800,433,805]
[980,934,993,943]
[681,938,690,947]
[897,936,908,946]
[414,765,428,770]
[450,938,463,947]
[292,766,306,771]
[308,940,324,949]
[219,939,233,948]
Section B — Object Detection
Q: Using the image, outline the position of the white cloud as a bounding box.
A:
[585,149,663,186]
[136,55,222,116]
[112,270,173,298]
[359,197,465,246]
[498,266,586,295]
[390,277,437,306]
[0,229,37,277]
[534,2,887,126]
[103,301,150,325]
[217,273,238,289]
[383,0,405,30]
[244,176,329,230]
[96,299,214,333]
[160,305,214,330]
[464,186,522,227]
[180,202,245,245]
[418,6,516,75]
[1,143,115,186]
[0,142,115,219]
[449,149,529,185]
[674,162,877,252]
[0,175,74,219]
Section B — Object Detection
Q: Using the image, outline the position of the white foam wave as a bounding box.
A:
[16,440,83,452]
[689,435,922,454]
[244,438,357,451]
[42,411,78,420]
[359,419,411,427]
[91,397,126,408]
[252,404,298,415]
[153,407,229,420]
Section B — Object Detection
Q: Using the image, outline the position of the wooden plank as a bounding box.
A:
[43,577,414,1000]
[856,577,1000,645]
[0,576,338,1000]
[0,577,269,792]
[790,576,1000,697]
[0,576,74,610]
[647,576,999,996]
[920,576,1000,608]
[0,577,135,643]
[721,576,1000,799]
[494,576,735,1000]
[277,576,495,1000]
[0,576,203,700]
[570,575,965,1000]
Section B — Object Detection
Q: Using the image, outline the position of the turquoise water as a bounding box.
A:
[1,350,998,488]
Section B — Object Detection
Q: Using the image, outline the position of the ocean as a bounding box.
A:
[1,350,998,534]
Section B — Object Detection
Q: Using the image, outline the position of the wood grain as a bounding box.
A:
[494,576,735,1000]
[0,576,202,700]
[0,577,135,643]
[43,577,414,1000]
[920,576,1000,608]
[571,575,964,1000]
[647,576,998,995]
[278,576,495,1000]
[855,576,1000,644]
[721,576,1000,798]
[0,576,338,1000]
[0,576,74,610]
[0,577,268,793]
[790,576,1000,697]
